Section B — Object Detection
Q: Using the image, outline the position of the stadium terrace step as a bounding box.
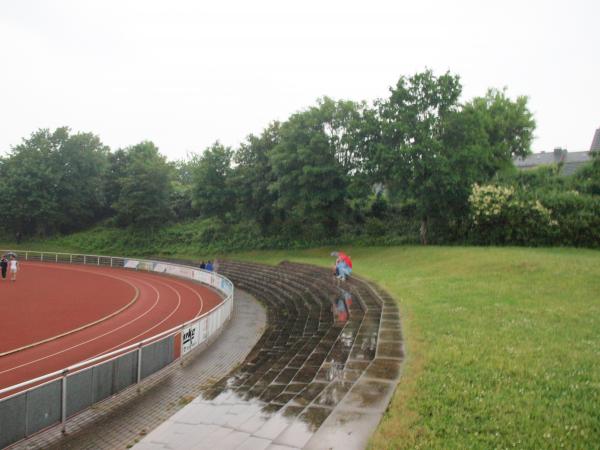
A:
[10,258,401,450]
[136,260,403,450]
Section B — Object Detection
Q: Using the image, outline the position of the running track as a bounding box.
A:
[0,262,223,394]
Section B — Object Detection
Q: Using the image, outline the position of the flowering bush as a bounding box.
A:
[468,183,557,245]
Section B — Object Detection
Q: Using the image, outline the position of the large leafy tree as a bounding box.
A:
[369,71,535,243]
[52,130,110,230]
[452,88,535,173]
[377,70,462,243]
[232,122,280,231]
[111,141,173,228]
[438,89,536,232]
[190,142,235,219]
[318,97,373,203]
[169,159,195,221]
[269,104,348,236]
[0,127,109,236]
[317,97,364,174]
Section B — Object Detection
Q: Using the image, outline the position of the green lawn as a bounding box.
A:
[230,246,600,449]
[4,242,599,448]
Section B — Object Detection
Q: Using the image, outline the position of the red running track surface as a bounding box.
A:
[0,262,223,393]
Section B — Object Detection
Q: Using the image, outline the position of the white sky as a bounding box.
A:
[1,0,598,160]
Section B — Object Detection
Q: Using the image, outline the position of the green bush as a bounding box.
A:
[469,184,553,245]
[365,217,386,237]
[571,155,600,196]
[541,191,600,247]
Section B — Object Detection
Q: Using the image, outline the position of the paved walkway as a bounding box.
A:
[14,289,266,450]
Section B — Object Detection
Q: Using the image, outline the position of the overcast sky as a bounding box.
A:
[1,0,598,160]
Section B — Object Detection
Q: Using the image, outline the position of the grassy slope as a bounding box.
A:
[230,246,600,449]
[4,241,599,448]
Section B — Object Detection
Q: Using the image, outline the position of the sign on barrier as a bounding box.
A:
[153,263,168,273]
[124,259,139,269]
[220,278,233,295]
[198,318,207,343]
[165,266,194,279]
[194,270,212,285]
[182,322,200,354]
[138,261,154,271]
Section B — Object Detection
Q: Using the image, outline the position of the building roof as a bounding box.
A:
[513,126,599,174]
[513,149,592,175]
[590,127,600,152]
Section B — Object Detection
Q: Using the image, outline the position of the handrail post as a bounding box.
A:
[61,369,68,434]
[70,254,73,264]
[136,344,143,392]
[180,325,185,366]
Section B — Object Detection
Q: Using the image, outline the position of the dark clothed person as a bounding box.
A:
[0,256,7,280]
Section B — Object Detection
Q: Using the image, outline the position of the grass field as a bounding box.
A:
[4,242,599,448]
[230,246,600,449]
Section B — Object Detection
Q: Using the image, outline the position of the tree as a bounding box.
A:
[371,71,536,243]
[0,127,109,236]
[437,89,536,233]
[52,130,110,231]
[111,141,173,228]
[458,88,535,172]
[169,160,195,221]
[317,97,365,174]
[190,142,235,219]
[269,105,348,236]
[232,122,280,231]
[377,69,462,243]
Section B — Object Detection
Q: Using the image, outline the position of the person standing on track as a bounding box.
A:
[0,255,7,280]
[9,256,18,281]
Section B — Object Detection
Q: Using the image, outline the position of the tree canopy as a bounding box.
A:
[0,70,559,247]
[0,127,109,236]
[111,141,173,228]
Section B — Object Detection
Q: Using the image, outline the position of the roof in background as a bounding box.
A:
[590,127,600,152]
[514,149,591,168]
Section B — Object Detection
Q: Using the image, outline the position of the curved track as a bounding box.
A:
[0,262,223,392]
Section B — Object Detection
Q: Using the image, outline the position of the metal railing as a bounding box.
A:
[0,251,234,449]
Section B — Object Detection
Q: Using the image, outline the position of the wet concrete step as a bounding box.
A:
[138,259,403,450]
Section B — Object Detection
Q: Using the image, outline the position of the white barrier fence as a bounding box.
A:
[0,250,233,448]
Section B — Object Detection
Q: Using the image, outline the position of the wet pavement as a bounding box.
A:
[137,261,403,450]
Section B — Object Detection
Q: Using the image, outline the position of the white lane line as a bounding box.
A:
[93,277,183,355]
[0,275,161,376]
[0,264,140,357]
[88,274,210,361]
[0,266,214,378]
[157,276,205,318]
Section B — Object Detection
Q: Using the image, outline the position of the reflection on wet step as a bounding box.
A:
[143,260,403,449]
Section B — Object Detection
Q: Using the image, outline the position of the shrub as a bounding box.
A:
[540,190,600,247]
[468,183,556,245]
